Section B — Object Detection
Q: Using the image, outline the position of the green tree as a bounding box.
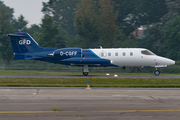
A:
[137,0,180,59]
[11,15,28,32]
[113,0,168,36]
[55,29,66,48]
[38,15,58,48]
[161,16,180,60]
[42,0,80,35]
[135,0,168,25]
[161,0,180,24]
[75,0,121,48]
[25,24,41,43]
[0,8,14,63]
[136,24,163,55]
[75,0,99,48]
[98,0,119,47]
[0,1,14,20]
[113,0,136,36]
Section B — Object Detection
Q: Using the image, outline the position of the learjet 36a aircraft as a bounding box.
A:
[8,32,175,76]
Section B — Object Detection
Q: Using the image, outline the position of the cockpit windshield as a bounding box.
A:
[141,50,155,55]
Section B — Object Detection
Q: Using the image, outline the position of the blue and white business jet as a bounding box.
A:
[8,32,175,76]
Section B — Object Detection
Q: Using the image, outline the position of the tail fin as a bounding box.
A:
[8,32,43,53]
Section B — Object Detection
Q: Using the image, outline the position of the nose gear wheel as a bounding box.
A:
[154,70,160,76]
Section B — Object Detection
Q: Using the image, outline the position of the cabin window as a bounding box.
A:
[108,52,111,56]
[123,52,126,56]
[101,52,104,56]
[115,52,118,56]
[99,52,107,57]
[141,50,154,55]
[130,52,133,56]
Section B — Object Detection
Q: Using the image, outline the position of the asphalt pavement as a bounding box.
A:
[0,88,180,120]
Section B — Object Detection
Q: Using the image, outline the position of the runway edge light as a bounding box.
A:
[86,81,91,89]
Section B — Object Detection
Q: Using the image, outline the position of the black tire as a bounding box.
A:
[83,72,89,76]
[154,70,160,76]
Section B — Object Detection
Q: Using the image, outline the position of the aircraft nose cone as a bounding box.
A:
[156,57,175,66]
[164,58,175,65]
[169,59,175,65]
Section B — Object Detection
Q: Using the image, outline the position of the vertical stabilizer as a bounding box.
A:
[8,32,43,53]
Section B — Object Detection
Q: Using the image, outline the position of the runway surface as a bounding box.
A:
[0,75,180,78]
[0,87,180,120]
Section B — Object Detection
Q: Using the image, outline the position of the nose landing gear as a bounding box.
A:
[154,68,160,76]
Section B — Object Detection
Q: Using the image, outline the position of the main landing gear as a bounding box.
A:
[83,72,88,76]
[83,65,89,76]
[154,68,160,76]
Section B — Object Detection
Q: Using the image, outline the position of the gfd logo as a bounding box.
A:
[19,39,31,45]
[60,51,77,56]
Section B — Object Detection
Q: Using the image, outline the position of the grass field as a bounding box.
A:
[0,70,179,87]
[0,70,148,75]
[0,70,179,76]
[0,78,180,87]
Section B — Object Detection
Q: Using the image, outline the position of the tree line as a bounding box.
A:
[0,0,179,64]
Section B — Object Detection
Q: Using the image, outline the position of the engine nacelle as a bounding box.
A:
[53,48,82,59]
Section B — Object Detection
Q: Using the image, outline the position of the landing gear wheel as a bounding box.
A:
[154,70,160,76]
[83,72,89,76]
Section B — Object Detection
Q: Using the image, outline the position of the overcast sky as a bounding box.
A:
[1,0,49,27]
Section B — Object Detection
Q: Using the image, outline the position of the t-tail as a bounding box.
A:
[8,32,55,60]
